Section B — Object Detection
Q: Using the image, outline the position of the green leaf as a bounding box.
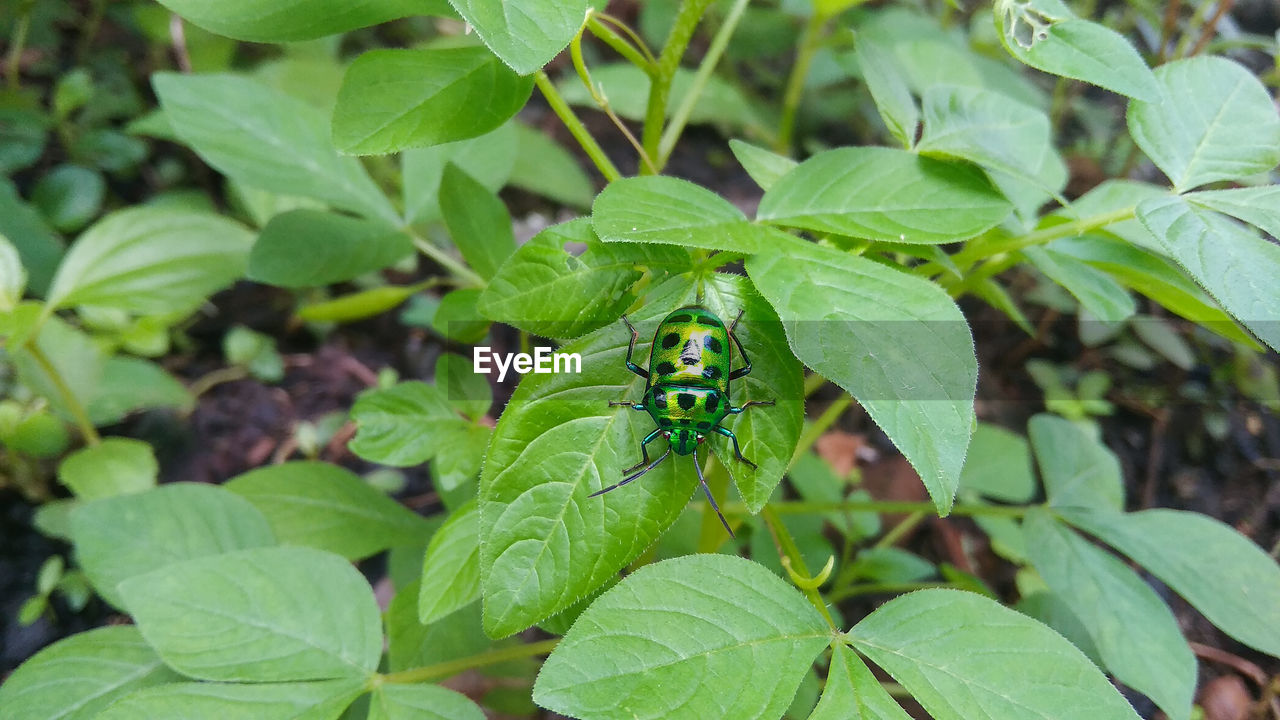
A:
[1024,511,1195,720]
[853,38,919,149]
[0,233,25,309]
[57,437,157,501]
[1137,195,1280,353]
[728,140,798,192]
[593,175,787,253]
[477,218,690,339]
[31,165,104,233]
[248,210,412,288]
[995,0,1157,101]
[298,284,426,323]
[0,626,180,720]
[332,47,533,155]
[847,547,935,583]
[557,63,766,133]
[369,684,485,720]
[433,424,491,496]
[918,85,1052,184]
[509,122,594,208]
[958,422,1035,503]
[71,483,275,609]
[95,679,367,720]
[848,588,1143,720]
[1186,186,1280,239]
[226,461,431,560]
[480,274,801,637]
[0,178,64,296]
[810,644,912,720]
[10,316,104,424]
[350,381,464,466]
[402,123,516,225]
[419,500,481,624]
[1028,413,1122,511]
[1022,246,1136,322]
[153,73,397,224]
[46,207,253,314]
[747,238,976,515]
[388,592,491,672]
[119,546,382,681]
[1063,507,1280,658]
[1048,233,1256,348]
[437,352,492,420]
[448,0,587,75]
[439,162,516,279]
[533,555,830,720]
[431,287,491,343]
[757,147,1011,244]
[153,0,419,41]
[87,356,194,425]
[1128,57,1280,191]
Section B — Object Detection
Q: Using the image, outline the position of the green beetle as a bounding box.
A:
[593,305,774,536]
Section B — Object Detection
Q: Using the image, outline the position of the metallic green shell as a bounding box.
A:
[645,306,732,394]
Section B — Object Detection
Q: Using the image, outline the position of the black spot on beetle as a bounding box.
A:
[658,417,673,427]
[696,315,719,326]
[679,419,692,426]
[661,333,680,349]
[696,421,711,430]
[704,336,723,353]
[655,361,677,375]
[705,394,719,412]
[669,313,693,323]
[677,393,696,410]
[703,366,722,380]
[652,389,668,408]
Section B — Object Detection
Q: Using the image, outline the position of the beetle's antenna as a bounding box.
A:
[693,449,735,538]
[589,448,672,497]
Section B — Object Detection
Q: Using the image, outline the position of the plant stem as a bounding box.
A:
[380,638,560,684]
[761,504,838,629]
[407,232,486,289]
[721,499,1036,518]
[790,394,852,468]
[775,10,827,154]
[187,365,250,401]
[6,1,33,90]
[657,0,752,165]
[534,71,622,183]
[571,23,656,173]
[1188,0,1235,56]
[586,15,655,69]
[803,371,828,397]
[27,343,100,446]
[641,0,717,170]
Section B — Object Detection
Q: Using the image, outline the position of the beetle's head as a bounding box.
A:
[664,428,703,456]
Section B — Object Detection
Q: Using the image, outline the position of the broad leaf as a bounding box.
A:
[448,0,587,74]
[226,461,432,560]
[0,178,64,296]
[1127,57,1280,191]
[1137,195,1280,353]
[0,233,25,309]
[1027,413,1123,511]
[297,284,425,323]
[957,423,1035,503]
[810,644,912,720]
[119,546,382,682]
[349,381,465,466]
[593,175,786,253]
[757,147,1011,244]
[439,162,516,279]
[95,679,366,720]
[847,589,1143,720]
[853,38,919,149]
[419,500,481,624]
[369,684,486,720]
[1186,186,1280,239]
[153,73,397,224]
[1063,507,1280,658]
[0,626,179,720]
[1024,511,1195,720]
[1022,246,1136,322]
[509,122,594,208]
[154,0,421,41]
[477,218,691,339]
[46,207,252,313]
[88,356,194,425]
[748,238,977,514]
[480,274,801,637]
[918,85,1051,184]
[995,0,1157,101]
[533,555,830,720]
[402,123,516,224]
[387,592,491,672]
[728,140,798,192]
[71,483,275,609]
[57,437,157,501]
[333,47,533,154]
[248,210,412,288]
[437,351,492,420]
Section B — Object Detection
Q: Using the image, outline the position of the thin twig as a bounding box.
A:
[1188,0,1235,56]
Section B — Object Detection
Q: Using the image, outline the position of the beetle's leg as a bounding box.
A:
[608,401,646,410]
[713,425,757,469]
[621,315,649,379]
[591,447,672,497]
[693,449,735,538]
[727,400,775,414]
[622,428,662,474]
[727,311,754,380]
